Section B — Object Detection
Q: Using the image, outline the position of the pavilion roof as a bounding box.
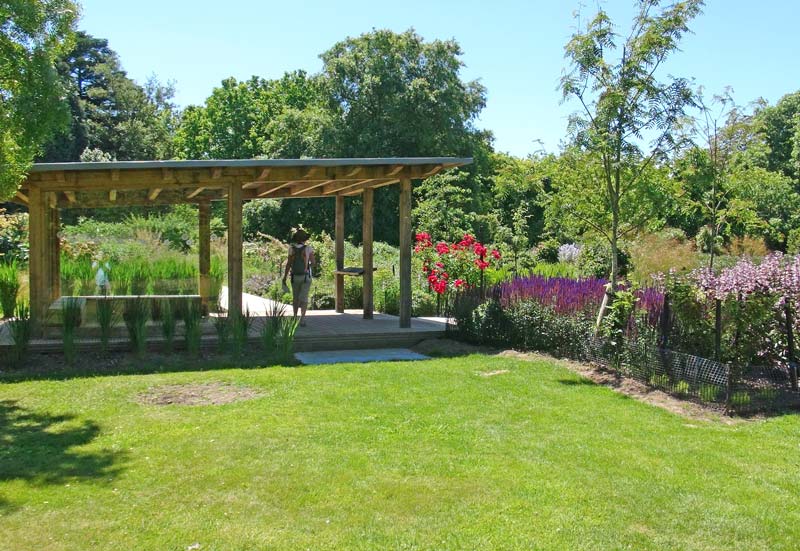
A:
[15,157,471,208]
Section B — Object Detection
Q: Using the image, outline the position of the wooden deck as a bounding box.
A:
[0,292,449,354]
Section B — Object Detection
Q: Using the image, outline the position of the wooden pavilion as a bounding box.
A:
[12,157,471,331]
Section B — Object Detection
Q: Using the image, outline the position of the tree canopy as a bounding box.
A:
[0,0,78,199]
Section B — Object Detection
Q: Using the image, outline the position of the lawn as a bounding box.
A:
[1,354,799,550]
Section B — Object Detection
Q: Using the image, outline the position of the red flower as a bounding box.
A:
[441,272,449,279]
[454,279,465,288]
[435,242,450,254]
[473,243,487,257]
[460,234,475,246]
[432,280,447,294]
[422,264,429,273]
[491,249,501,260]
[435,261,444,268]
[415,232,431,242]
[428,274,438,284]
[475,259,490,270]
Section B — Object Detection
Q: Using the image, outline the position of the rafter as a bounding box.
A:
[148,188,162,200]
[63,191,77,204]
[109,190,117,202]
[186,187,206,199]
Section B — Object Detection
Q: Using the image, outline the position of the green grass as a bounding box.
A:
[1,354,799,550]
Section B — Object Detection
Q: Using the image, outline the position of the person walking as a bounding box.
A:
[282,228,314,326]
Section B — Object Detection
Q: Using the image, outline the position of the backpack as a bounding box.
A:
[290,245,309,277]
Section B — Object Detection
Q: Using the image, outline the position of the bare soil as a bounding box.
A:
[137,382,263,406]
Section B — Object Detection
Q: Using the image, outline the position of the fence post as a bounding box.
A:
[785,303,798,391]
[724,362,734,413]
[714,299,722,361]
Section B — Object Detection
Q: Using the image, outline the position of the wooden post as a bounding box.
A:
[198,201,211,314]
[48,202,61,302]
[362,188,374,319]
[335,195,345,313]
[399,178,412,328]
[28,187,48,328]
[227,184,243,318]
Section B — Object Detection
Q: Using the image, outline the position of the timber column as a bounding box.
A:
[335,195,345,313]
[362,188,374,319]
[198,201,211,314]
[227,183,243,317]
[398,178,412,328]
[27,187,50,329]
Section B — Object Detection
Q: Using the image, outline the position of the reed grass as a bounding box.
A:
[95,297,118,353]
[7,302,31,366]
[0,260,20,318]
[160,299,177,354]
[183,301,203,357]
[60,298,83,365]
[260,301,286,353]
[213,314,229,354]
[123,298,150,357]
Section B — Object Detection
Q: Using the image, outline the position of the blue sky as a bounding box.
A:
[77,0,799,158]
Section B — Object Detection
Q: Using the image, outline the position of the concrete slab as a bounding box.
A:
[295,348,430,365]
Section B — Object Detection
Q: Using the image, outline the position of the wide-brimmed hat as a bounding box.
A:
[291,228,310,243]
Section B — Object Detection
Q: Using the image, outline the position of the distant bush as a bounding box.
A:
[0,210,28,264]
[577,240,630,279]
[535,238,560,264]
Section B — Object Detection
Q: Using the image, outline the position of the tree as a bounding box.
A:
[320,29,492,243]
[0,0,78,198]
[41,32,179,162]
[559,0,703,290]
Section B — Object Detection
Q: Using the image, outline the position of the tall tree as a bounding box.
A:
[559,0,703,290]
[320,29,492,243]
[0,0,78,199]
[41,32,179,162]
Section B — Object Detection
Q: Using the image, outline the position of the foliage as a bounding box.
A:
[559,0,703,288]
[0,261,20,318]
[160,299,176,354]
[0,210,29,264]
[529,262,578,279]
[60,297,82,365]
[42,31,179,163]
[414,232,500,295]
[95,297,118,353]
[7,303,32,367]
[230,310,253,359]
[577,239,630,279]
[0,0,77,198]
[122,298,149,357]
[183,301,203,357]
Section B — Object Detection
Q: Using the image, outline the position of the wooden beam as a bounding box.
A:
[362,188,374,320]
[14,191,28,205]
[148,188,162,200]
[290,180,336,196]
[198,202,212,314]
[227,182,243,317]
[186,187,206,199]
[212,167,224,180]
[257,181,293,197]
[48,201,61,302]
[335,195,345,313]
[162,168,174,183]
[399,178,412,328]
[341,179,400,196]
[28,187,48,330]
[109,190,117,202]
[63,191,76,204]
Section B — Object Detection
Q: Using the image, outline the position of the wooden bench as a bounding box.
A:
[333,267,378,277]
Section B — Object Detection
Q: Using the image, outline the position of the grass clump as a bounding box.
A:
[123,298,149,357]
[96,297,119,353]
[183,301,203,357]
[0,260,20,318]
[7,302,31,366]
[60,298,83,365]
[160,299,177,354]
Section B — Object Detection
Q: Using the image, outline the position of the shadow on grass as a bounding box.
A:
[0,400,126,485]
[0,351,297,384]
[557,378,599,387]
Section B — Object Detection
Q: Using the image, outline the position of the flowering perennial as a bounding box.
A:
[415,233,501,295]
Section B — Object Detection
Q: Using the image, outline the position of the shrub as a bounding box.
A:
[230,309,253,358]
[61,298,83,365]
[7,303,32,367]
[96,297,118,353]
[160,299,177,354]
[535,238,560,264]
[0,260,20,318]
[578,240,630,279]
[277,315,300,364]
[123,298,149,357]
[213,314,229,354]
[0,210,28,264]
[183,301,203,357]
